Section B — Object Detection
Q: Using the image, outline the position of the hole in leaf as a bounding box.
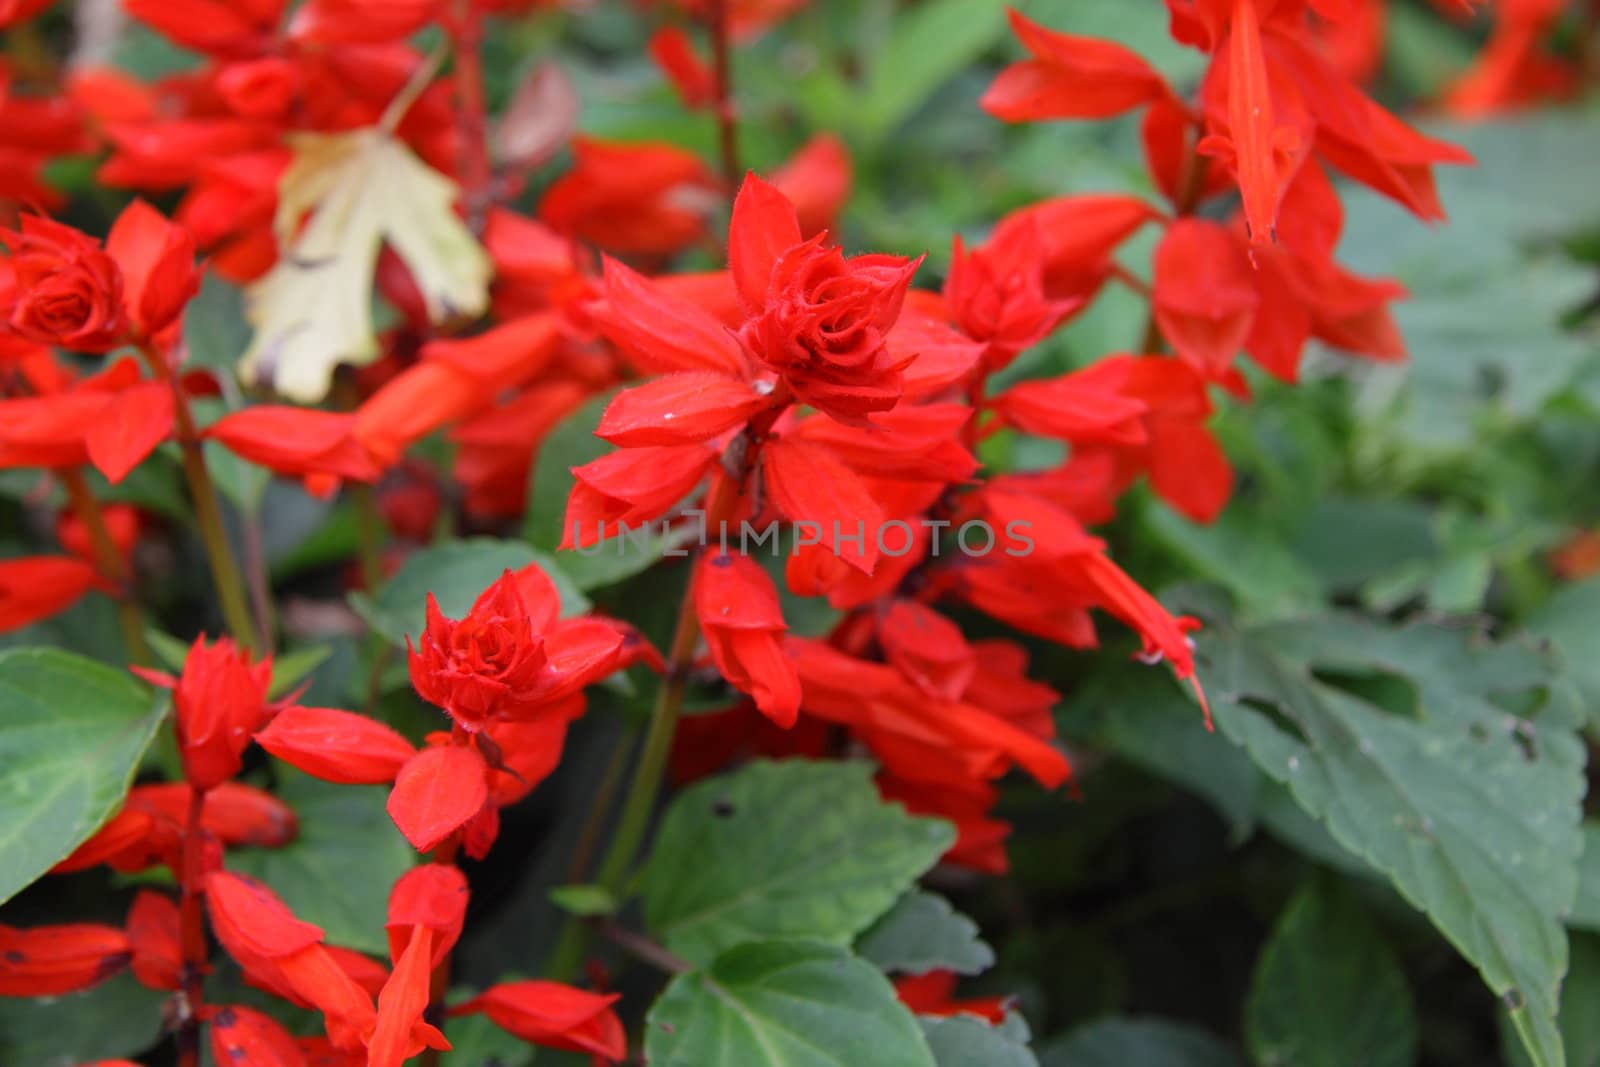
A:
[1310,667,1421,720]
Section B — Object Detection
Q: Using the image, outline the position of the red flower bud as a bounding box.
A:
[134,636,276,791]
[0,922,131,996]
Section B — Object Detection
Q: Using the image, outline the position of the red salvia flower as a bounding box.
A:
[693,551,801,727]
[133,636,277,792]
[449,981,627,1061]
[255,706,419,785]
[0,923,132,996]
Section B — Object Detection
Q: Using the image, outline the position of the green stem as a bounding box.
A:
[141,345,261,652]
[59,466,151,665]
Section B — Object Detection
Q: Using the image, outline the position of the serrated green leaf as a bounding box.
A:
[921,1013,1039,1067]
[353,538,590,647]
[857,890,994,977]
[1244,880,1418,1067]
[645,941,936,1067]
[0,973,167,1067]
[230,769,414,954]
[1040,1017,1243,1067]
[643,760,955,965]
[1192,611,1585,1067]
[0,648,168,905]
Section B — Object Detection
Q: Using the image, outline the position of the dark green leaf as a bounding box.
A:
[858,0,1007,137]
[0,648,168,904]
[0,974,167,1067]
[550,883,619,918]
[1244,880,1418,1067]
[1192,611,1585,1067]
[645,940,937,1067]
[230,770,415,955]
[857,890,994,977]
[1040,1017,1242,1067]
[921,1013,1039,1067]
[643,760,955,965]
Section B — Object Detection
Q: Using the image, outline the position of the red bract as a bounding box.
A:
[407,565,622,730]
[449,981,627,1061]
[134,636,276,792]
[731,174,922,421]
[694,551,801,727]
[0,555,102,634]
[386,743,490,853]
[255,706,419,784]
[0,923,132,996]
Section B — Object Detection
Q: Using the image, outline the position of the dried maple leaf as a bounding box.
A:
[240,129,491,403]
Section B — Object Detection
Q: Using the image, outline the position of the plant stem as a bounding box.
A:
[451,0,493,232]
[140,345,261,652]
[708,0,741,191]
[598,920,691,975]
[58,466,151,665]
[418,836,462,1067]
[176,787,209,1067]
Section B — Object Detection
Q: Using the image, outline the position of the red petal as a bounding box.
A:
[594,257,745,376]
[386,745,489,853]
[0,923,131,996]
[367,928,448,1067]
[205,871,324,959]
[597,372,770,447]
[386,865,469,966]
[762,437,882,574]
[208,1005,308,1067]
[84,381,173,484]
[256,706,417,785]
[127,890,182,992]
[728,173,803,312]
[981,10,1170,121]
[0,555,100,634]
[449,981,625,1061]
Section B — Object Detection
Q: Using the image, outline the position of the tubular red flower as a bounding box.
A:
[449,981,626,1061]
[255,706,418,785]
[0,923,132,996]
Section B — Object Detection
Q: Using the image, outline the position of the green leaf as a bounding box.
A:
[857,0,1007,137]
[1192,610,1585,1067]
[1040,1018,1243,1067]
[230,769,415,955]
[267,644,335,700]
[1244,880,1418,1067]
[1527,578,1600,731]
[0,973,167,1067]
[1569,823,1600,933]
[645,941,937,1067]
[1504,934,1600,1067]
[643,760,955,965]
[0,648,168,905]
[857,890,995,977]
[921,1013,1039,1067]
[550,883,619,918]
[352,538,590,647]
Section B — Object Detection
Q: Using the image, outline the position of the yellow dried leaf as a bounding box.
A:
[239,129,491,403]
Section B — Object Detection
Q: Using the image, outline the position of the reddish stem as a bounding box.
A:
[176,787,209,1067]
[708,0,741,193]
[452,0,493,232]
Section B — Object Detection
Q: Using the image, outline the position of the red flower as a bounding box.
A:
[0,215,127,352]
[944,222,1082,370]
[255,706,419,785]
[0,555,102,634]
[449,981,626,1061]
[981,9,1174,121]
[133,636,277,792]
[126,891,182,992]
[0,923,131,996]
[693,551,801,727]
[539,138,715,256]
[385,743,490,853]
[894,970,1010,1024]
[407,565,622,730]
[771,134,853,237]
[208,1005,307,1067]
[731,174,922,421]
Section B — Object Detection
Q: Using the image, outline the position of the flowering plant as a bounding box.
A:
[0,1,1597,1065]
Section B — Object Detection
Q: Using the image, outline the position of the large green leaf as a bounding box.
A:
[857,890,995,977]
[230,769,415,955]
[1527,578,1600,731]
[1505,934,1600,1067]
[352,538,589,647]
[1244,880,1418,1067]
[645,940,936,1067]
[643,760,954,966]
[0,973,167,1066]
[1193,611,1586,1067]
[0,648,168,904]
[1040,1018,1243,1067]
